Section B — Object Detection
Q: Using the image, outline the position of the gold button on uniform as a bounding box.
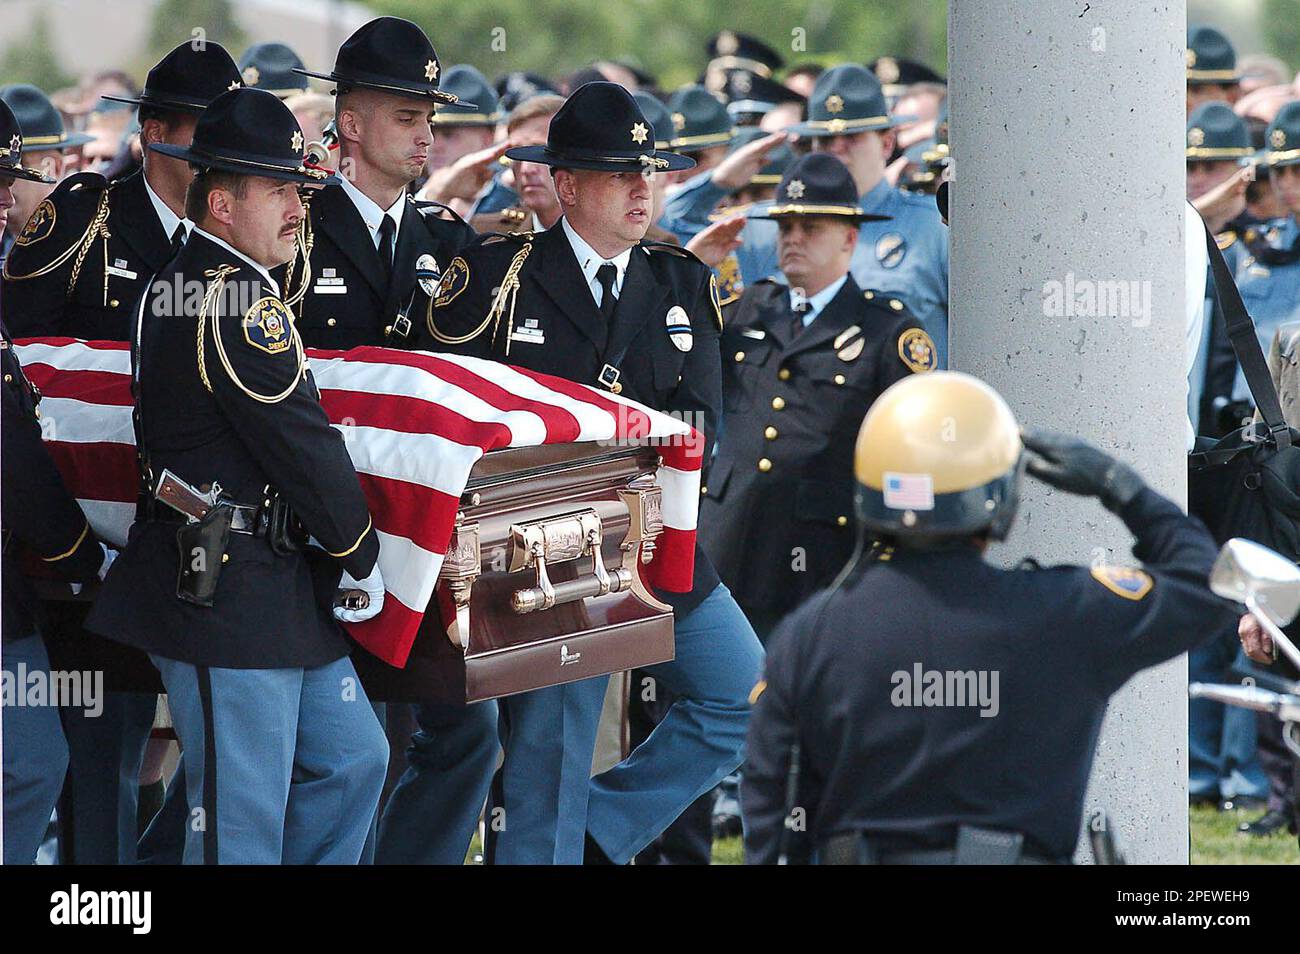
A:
[834,373,846,385]
[771,396,785,410]
[110,299,120,308]
[778,368,791,381]
[701,486,708,496]
[837,515,848,527]
[864,290,875,300]
[734,351,745,362]
[327,318,337,327]
[2,374,11,383]
[764,426,778,440]
[757,457,772,472]
[889,299,903,311]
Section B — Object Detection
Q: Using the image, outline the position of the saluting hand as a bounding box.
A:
[685,215,746,268]
[1021,427,1146,513]
[711,131,791,192]
[420,141,512,204]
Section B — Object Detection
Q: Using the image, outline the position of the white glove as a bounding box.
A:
[333,562,385,623]
[97,543,116,582]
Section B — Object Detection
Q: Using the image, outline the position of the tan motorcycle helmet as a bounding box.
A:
[854,371,1025,542]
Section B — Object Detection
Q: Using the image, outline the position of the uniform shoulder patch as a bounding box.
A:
[433,256,471,308]
[1215,230,1237,251]
[16,198,56,246]
[1090,565,1154,601]
[242,296,294,355]
[897,327,937,373]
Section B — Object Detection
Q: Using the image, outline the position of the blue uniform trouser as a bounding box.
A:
[486,583,763,865]
[1189,632,1268,800]
[59,689,155,864]
[374,700,499,864]
[151,653,388,865]
[587,583,763,863]
[487,679,611,864]
[2,635,69,865]
[137,753,188,864]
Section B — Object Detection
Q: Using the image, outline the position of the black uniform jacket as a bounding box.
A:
[742,487,1239,863]
[86,232,378,669]
[3,169,175,341]
[416,221,724,616]
[700,276,933,616]
[2,334,104,642]
[287,183,474,349]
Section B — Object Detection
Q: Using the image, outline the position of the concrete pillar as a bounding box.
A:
[949,2,1188,862]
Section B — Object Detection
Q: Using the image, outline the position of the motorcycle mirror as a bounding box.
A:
[1210,538,1300,626]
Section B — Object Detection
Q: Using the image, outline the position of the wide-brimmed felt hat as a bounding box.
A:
[102,41,243,114]
[0,99,56,183]
[295,16,465,107]
[150,87,336,185]
[1263,101,1300,168]
[1187,25,1240,85]
[1186,102,1252,161]
[505,82,695,173]
[748,153,889,222]
[788,64,913,138]
[433,65,501,126]
[667,84,736,151]
[0,84,93,151]
[239,42,310,98]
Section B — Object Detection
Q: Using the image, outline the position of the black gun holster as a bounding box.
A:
[176,503,234,606]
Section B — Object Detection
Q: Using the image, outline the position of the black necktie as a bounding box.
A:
[377,215,396,281]
[791,297,809,339]
[596,262,618,322]
[169,223,186,258]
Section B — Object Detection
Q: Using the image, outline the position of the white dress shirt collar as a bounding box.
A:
[561,216,632,307]
[191,227,281,298]
[339,176,406,247]
[143,174,191,241]
[791,274,849,326]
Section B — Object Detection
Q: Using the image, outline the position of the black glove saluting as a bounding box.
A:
[1021,428,1147,513]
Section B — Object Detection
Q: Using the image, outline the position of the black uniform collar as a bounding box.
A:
[108,171,173,274]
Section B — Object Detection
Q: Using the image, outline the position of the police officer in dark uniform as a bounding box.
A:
[743,372,1240,863]
[1187,25,1241,114]
[701,152,936,637]
[416,82,763,865]
[1,41,243,867]
[2,41,243,339]
[86,88,388,864]
[288,16,475,350]
[0,99,113,864]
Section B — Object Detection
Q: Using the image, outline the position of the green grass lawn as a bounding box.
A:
[469,806,1298,863]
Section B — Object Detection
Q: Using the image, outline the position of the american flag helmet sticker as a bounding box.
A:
[882,472,935,511]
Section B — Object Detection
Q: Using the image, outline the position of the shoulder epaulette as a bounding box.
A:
[1216,230,1238,251]
[861,288,909,314]
[479,229,534,246]
[641,239,702,263]
[3,171,111,284]
[410,195,470,227]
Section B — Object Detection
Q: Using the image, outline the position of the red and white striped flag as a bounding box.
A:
[15,338,702,667]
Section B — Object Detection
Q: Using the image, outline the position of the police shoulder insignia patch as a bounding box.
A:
[1090,565,1154,601]
[16,199,56,246]
[1215,230,1237,251]
[433,256,470,308]
[875,231,907,268]
[898,327,936,373]
[243,297,293,355]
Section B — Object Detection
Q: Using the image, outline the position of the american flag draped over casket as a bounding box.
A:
[14,338,702,667]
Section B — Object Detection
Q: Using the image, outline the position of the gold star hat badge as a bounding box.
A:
[631,122,649,145]
[291,130,304,152]
[1273,127,1288,149]
[785,179,806,199]
[1187,127,1205,147]
[825,94,844,114]
[8,134,20,156]
[425,59,440,82]
[243,65,261,86]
